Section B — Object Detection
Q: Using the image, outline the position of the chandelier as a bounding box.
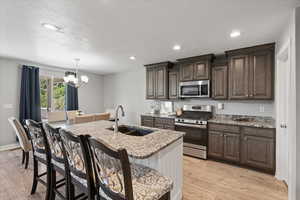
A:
[63,58,89,88]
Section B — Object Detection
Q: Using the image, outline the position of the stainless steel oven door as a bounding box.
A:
[175,123,208,159]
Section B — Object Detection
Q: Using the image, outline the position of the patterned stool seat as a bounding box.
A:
[99,163,173,200]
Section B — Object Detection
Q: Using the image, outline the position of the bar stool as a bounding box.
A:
[59,129,96,200]
[8,117,32,169]
[25,119,51,200]
[43,123,68,200]
[86,136,173,200]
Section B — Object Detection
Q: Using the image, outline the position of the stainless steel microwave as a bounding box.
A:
[179,80,210,98]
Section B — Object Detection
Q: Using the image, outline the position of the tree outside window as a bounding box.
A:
[40,76,66,119]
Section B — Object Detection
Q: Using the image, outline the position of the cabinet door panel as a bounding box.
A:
[228,55,249,99]
[141,116,154,127]
[208,131,224,158]
[146,68,156,99]
[242,135,274,170]
[156,66,167,99]
[249,50,273,99]
[212,66,228,99]
[169,71,179,99]
[180,63,194,81]
[193,61,209,80]
[224,133,240,162]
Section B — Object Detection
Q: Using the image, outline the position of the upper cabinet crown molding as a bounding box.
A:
[144,61,173,68]
[177,54,214,63]
[225,43,275,56]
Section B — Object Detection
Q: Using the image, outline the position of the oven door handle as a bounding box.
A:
[175,122,207,129]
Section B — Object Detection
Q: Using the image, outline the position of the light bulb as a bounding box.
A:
[81,75,89,83]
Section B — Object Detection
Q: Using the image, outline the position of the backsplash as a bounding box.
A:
[152,99,275,118]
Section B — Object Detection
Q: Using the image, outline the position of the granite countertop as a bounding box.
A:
[208,114,275,129]
[60,120,184,159]
[141,113,176,119]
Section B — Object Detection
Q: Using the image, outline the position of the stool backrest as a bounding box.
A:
[87,137,134,200]
[59,129,94,191]
[43,123,64,163]
[8,117,31,152]
[25,119,46,154]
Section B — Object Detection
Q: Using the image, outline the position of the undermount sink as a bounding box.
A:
[106,125,154,136]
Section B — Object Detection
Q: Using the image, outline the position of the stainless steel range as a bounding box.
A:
[175,105,212,159]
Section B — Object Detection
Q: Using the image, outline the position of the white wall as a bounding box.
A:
[0,57,104,147]
[0,59,22,146]
[295,6,300,200]
[103,67,152,125]
[275,9,294,194]
[103,66,275,126]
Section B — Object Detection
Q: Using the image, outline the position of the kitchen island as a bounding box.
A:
[52,120,184,200]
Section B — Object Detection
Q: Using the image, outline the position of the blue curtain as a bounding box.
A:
[19,66,41,124]
[65,71,79,111]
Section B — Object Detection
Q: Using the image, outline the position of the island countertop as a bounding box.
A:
[54,120,184,159]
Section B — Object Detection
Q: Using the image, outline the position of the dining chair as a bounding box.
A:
[48,111,66,122]
[8,117,32,169]
[43,123,68,200]
[94,113,110,121]
[74,114,95,124]
[59,129,96,200]
[86,136,173,200]
[25,119,51,200]
[66,110,78,121]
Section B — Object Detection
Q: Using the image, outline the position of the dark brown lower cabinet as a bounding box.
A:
[223,133,240,162]
[241,127,275,172]
[208,123,275,174]
[141,115,174,130]
[208,131,224,159]
[141,116,154,127]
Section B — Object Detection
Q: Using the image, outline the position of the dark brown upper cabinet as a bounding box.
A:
[212,56,228,100]
[146,67,156,99]
[169,71,179,99]
[145,62,173,100]
[226,43,275,100]
[177,54,214,81]
[249,50,273,99]
[228,54,249,99]
[179,63,194,81]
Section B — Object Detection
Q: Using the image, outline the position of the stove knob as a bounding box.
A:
[196,121,199,124]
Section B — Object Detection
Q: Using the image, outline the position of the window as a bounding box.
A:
[40,76,66,117]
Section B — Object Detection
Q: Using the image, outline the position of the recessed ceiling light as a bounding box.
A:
[41,23,61,31]
[173,45,181,51]
[129,56,136,60]
[230,30,241,38]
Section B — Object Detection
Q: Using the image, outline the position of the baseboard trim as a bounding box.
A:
[0,143,20,152]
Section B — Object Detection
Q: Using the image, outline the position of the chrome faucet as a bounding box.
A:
[114,105,125,133]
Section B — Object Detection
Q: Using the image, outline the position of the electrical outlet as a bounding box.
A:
[259,105,265,113]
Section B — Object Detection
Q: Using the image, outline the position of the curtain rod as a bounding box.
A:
[19,63,73,73]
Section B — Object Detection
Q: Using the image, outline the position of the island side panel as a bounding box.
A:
[130,138,183,200]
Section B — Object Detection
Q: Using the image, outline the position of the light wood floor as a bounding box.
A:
[0,149,287,200]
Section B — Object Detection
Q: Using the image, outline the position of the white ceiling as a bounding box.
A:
[0,0,299,74]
